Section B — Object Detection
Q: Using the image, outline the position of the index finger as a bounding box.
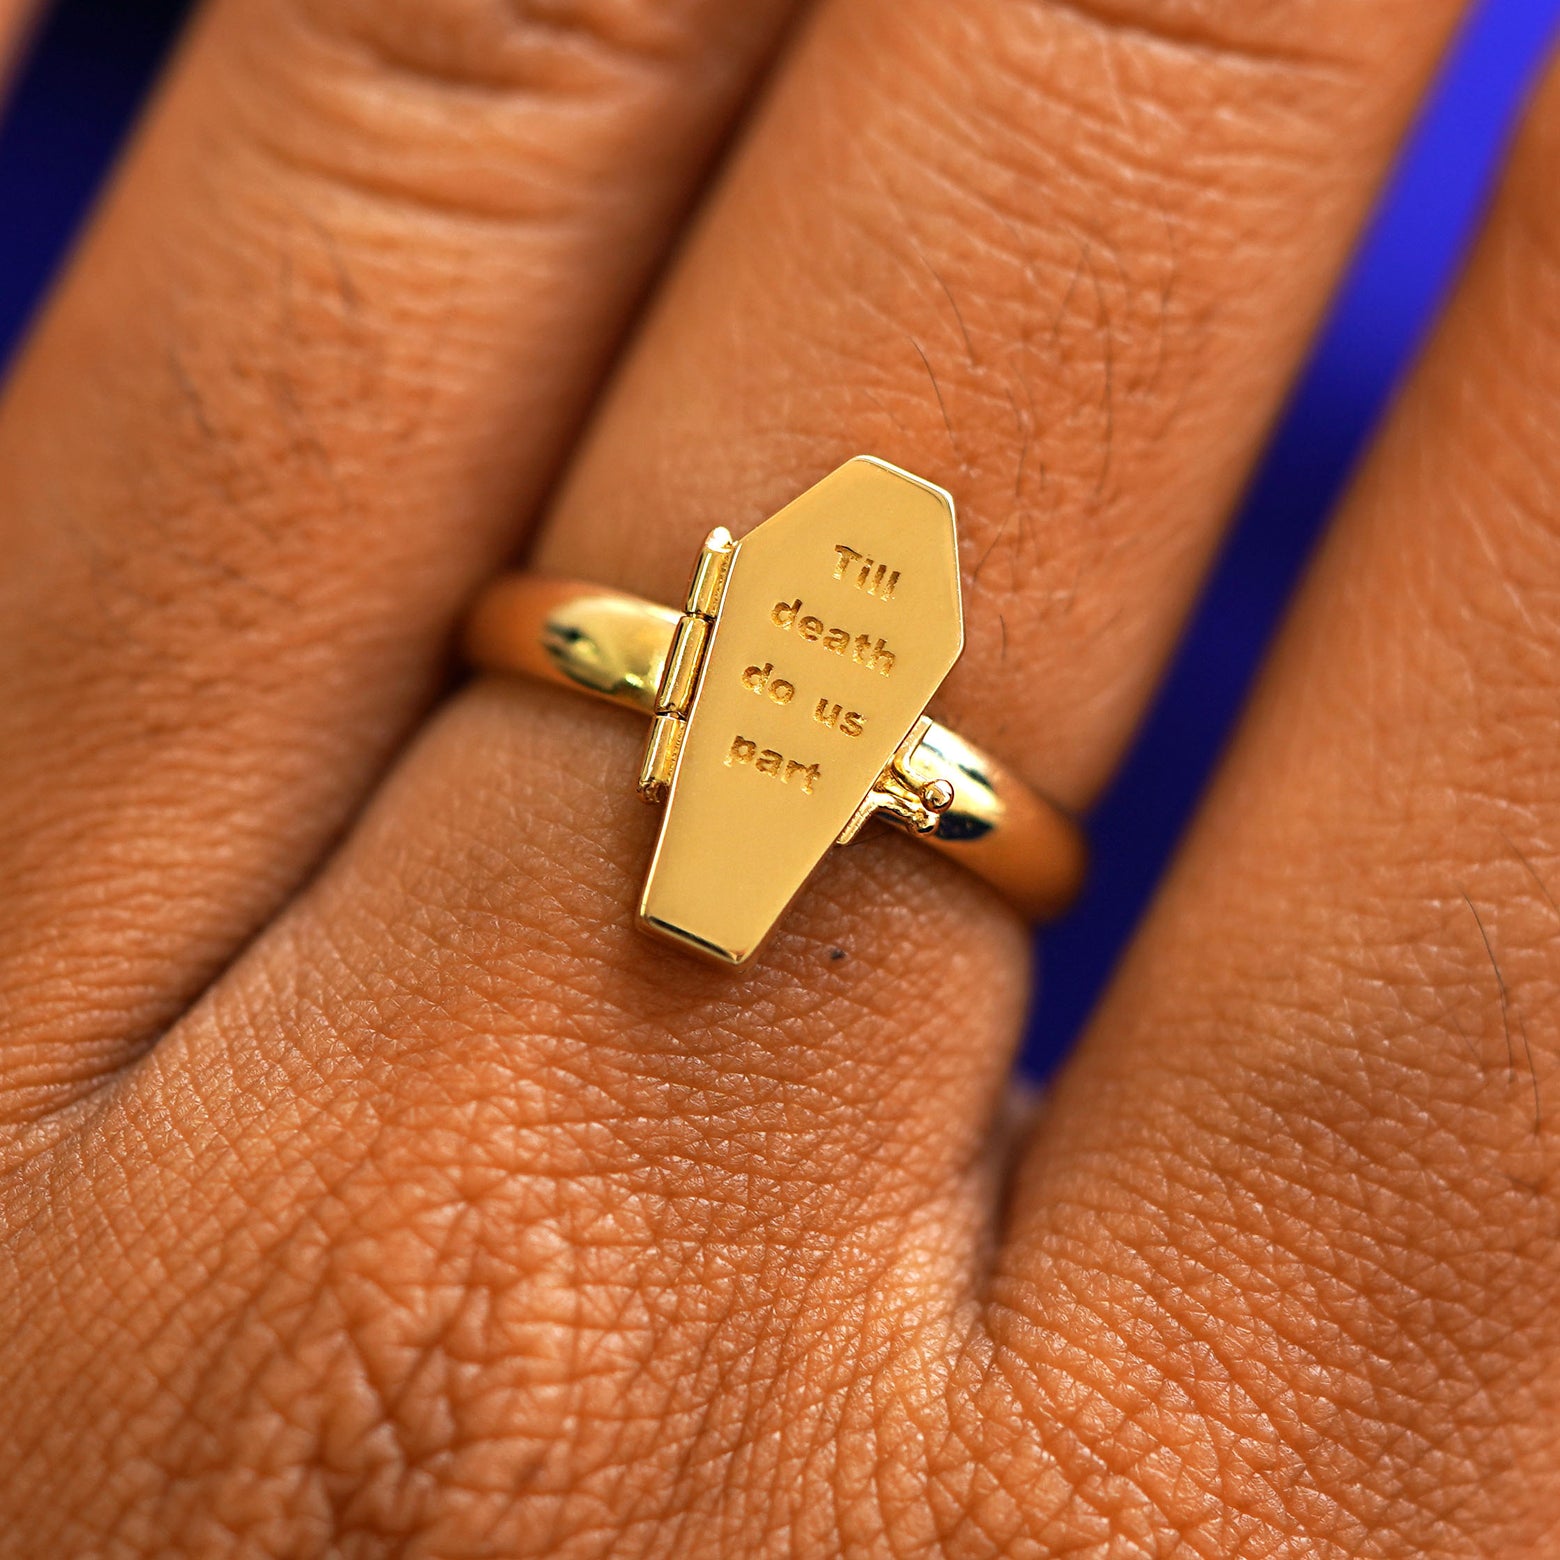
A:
[0,0,802,1122]
[0,0,39,90]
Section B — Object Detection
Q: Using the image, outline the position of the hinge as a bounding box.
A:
[637,526,735,802]
[835,716,955,845]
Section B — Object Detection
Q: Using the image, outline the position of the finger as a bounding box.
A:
[994,48,1560,1553]
[537,0,1471,808]
[40,0,1509,1545]
[0,0,800,1119]
[0,0,38,89]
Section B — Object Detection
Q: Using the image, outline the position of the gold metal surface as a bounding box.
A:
[465,577,679,717]
[463,457,1087,964]
[640,458,964,963]
[636,526,735,803]
[686,529,735,619]
[908,720,1086,921]
[638,714,685,802]
[657,617,708,716]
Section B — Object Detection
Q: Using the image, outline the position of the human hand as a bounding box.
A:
[2,1,1558,1554]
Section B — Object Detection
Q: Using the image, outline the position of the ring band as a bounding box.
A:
[464,458,1086,964]
[465,578,1086,915]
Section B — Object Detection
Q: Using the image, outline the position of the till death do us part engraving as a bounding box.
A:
[637,457,965,965]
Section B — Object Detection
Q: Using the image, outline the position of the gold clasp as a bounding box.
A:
[835,716,955,845]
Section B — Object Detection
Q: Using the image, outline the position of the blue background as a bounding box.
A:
[2,0,1558,1071]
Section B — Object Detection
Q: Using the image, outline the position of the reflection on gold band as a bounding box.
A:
[465,576,1086,923]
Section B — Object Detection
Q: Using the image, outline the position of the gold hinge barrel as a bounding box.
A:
[638,714,686,803]
[686,527,735,618]
[637,526,735,804]
[656,616,708,716]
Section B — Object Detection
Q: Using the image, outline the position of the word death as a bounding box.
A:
[726,737,821,794]
[771,600,896,674]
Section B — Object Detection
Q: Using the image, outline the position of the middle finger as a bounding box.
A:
[539,0,1474,806]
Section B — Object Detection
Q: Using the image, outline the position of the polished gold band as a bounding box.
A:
[465,574,1086,922]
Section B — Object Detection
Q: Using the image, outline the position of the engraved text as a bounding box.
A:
[833,544,900,600]
[726,736,821,794]
[742,663,796,704]
[771,599,896,674]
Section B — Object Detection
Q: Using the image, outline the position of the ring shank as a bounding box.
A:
[465,576,1086,921]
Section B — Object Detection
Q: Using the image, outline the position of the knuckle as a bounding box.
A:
[982,1220,1417,1553]
[113,1124,952,1555]
[974,1017,1560,1557]
[351,0,722,79]
[133,1148,582,1553]
[231,0,733,223]
[1017,0,1319,66]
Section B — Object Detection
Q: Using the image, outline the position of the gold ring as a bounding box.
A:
[464,457,1086,965]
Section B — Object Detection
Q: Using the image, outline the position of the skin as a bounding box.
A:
[0,0,34,72]
[1,0,1559,1552]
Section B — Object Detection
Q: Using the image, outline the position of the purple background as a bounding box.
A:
[1,0,1557,1071]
